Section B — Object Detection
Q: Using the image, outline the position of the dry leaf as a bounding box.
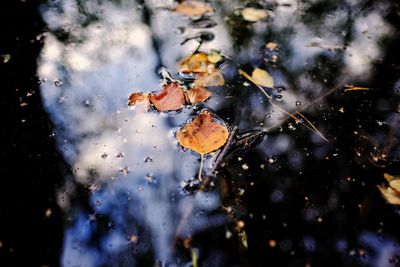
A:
[187,86,212,104]
[174,1,214,17]
[252,67,274,88]
[194,70,225,87]
[179,52,214,73]
[150,83,186,112]
[241,7,269,22]
[176,110,229,155]
[378,186,400,205]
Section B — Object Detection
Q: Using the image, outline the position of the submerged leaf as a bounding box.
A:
[150,83,186,112]
[174,1,214,17]
[187,86,212,104]
[252,67,274,88]
[176,110,229,155]
[241,8,269,22]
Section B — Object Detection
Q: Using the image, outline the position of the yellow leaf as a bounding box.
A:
[176,110,229,155]
[384,173,400,194]
[241,8,269,22]
[252,67,274,88]
[207,50,222,63]
[174,1,214,17]
[179,52,214,73]
[378,186,400,205]
[193,70,225,87]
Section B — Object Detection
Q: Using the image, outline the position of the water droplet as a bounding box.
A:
[101,153,108,159]
[273,95,283,101]
[295,101,302,106]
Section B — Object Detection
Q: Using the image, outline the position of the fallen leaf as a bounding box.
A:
[241,7,269,22]
[187,86,212,104]
[252,67,274,88]
[179,52,214,73]
[207,50,222,63]
[150,83,186,112]
[194,70,225,87]
[129,92,148,106]
[176,110,229,155]
[174,1,214,17]
[378,186,400,205]
[266,42,278,50]
[383,173,400,194]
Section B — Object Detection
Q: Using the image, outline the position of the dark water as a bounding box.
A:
[2,0,400,266]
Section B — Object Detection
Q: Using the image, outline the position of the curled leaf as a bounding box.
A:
[194,70,225,87]
[187,86,212,104]
[174,1,214,17]
[176,110,229,155]
[241,7,269,22]
[252,67,274,88]
[179,52,214,73]
[150,82,186,112]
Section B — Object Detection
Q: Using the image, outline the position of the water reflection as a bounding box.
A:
[38,0,399,266]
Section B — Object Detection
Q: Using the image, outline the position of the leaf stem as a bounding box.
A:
[198,154,204,181]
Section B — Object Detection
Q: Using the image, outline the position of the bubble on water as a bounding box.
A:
[53,79,63,87]
[295,101,302,106]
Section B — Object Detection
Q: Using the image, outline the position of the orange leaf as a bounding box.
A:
[150,83,186,112]
[193,70,225,87]
[176,110,229,155]
[128,92,150,110]
[187,86,212,104]
[179,53,214,73]
[174,1,214,17]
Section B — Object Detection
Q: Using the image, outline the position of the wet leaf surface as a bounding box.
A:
[176,110,229,155]
[187,86,212,104]
[149,83,186,112]
[251,67,274,88]
[174,1,214,17]
[241,7,270,22]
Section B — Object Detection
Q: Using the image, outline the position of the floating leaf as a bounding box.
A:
[266,42,278,50]
[241,7,269,22]
[179,52,214,73]
[187,86,212,104]
[176,110,229,155]
[383,173,400,194]
[378,186,400,205]
[150,83,186,112]
[128,92,150,110]
[174,1,214,17]
[207,50,222,63]
[194,70,225,87]
[129,92,148,106]
[252,67,274,88]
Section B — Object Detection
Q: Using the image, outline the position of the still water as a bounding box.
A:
[37,0,400,266]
